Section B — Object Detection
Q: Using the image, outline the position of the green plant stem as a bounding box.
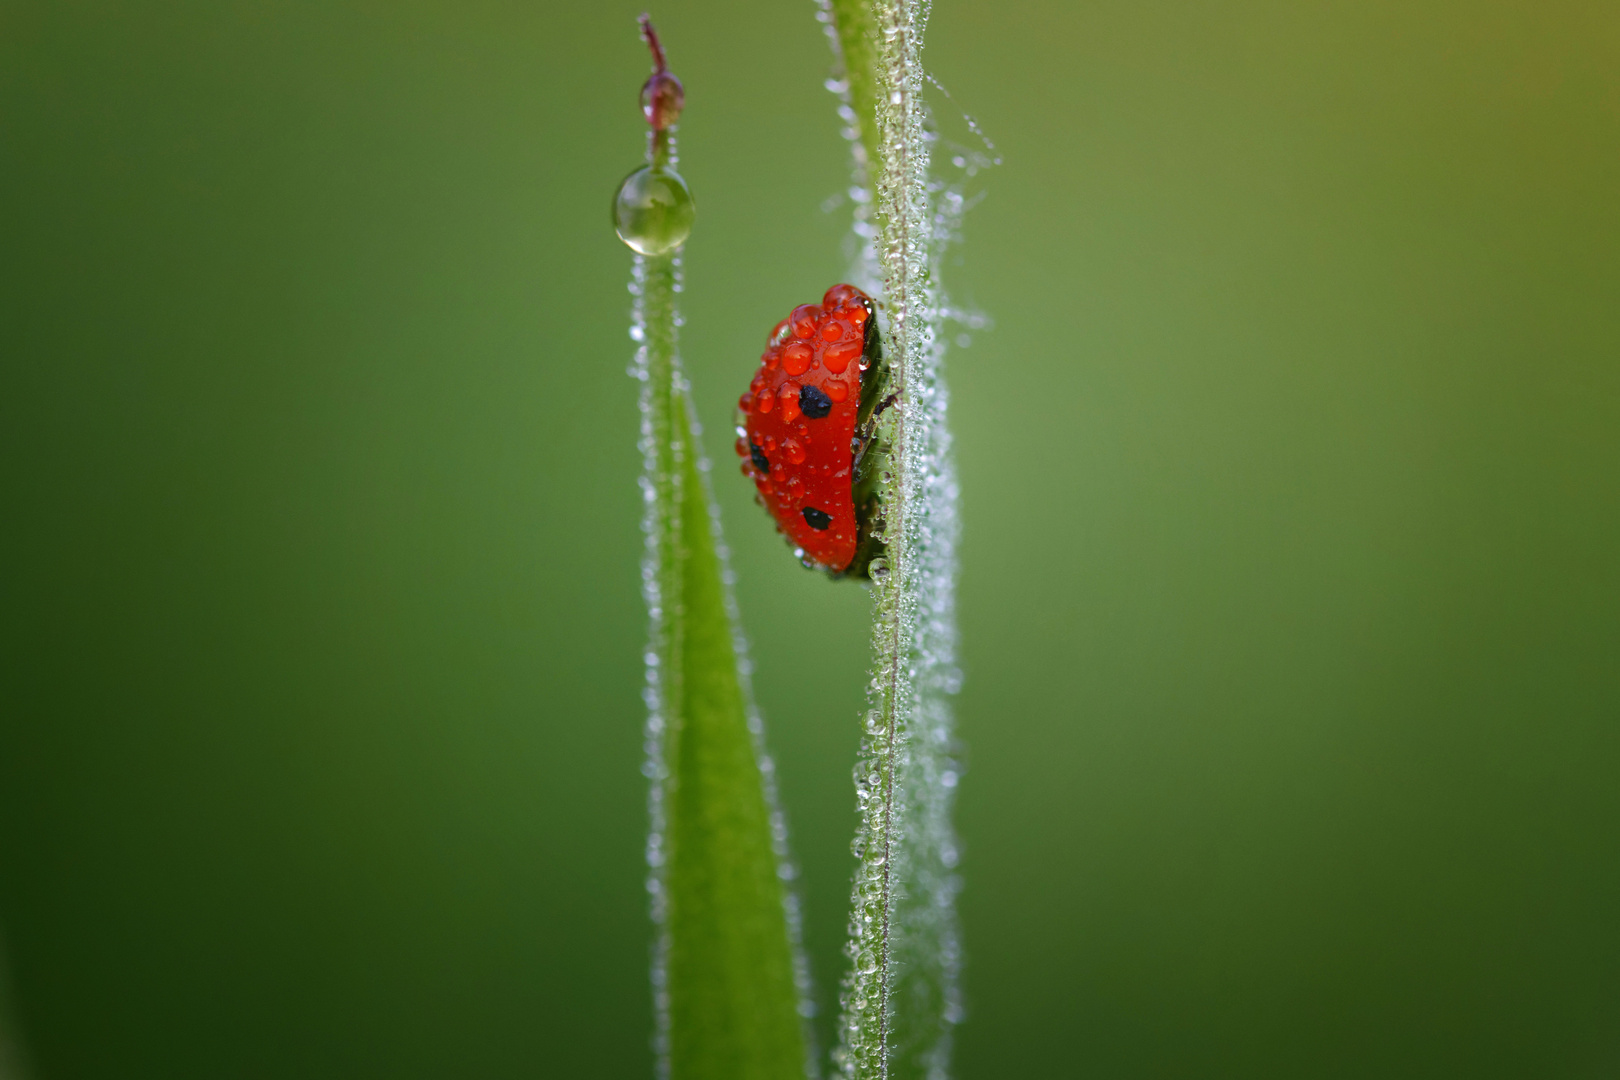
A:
[634,125,809,1078]
[825,1,963,1079]
[824,0,881,187]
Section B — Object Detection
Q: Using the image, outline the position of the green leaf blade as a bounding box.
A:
[824,0,882,186]
[664,399,806,1080]
[820,1,967,1077]
[634,246,809,1080]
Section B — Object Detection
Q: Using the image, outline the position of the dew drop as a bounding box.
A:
[791,305,821,338]
[612,165,695,255]
[778,386,803,423]
[823,339,862,373]
[823,284,862,308]
[782,342,813,376]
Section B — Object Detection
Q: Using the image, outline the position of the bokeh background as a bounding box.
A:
[4,0,1618,1076]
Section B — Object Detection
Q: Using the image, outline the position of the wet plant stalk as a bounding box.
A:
[624,18,813,1080]
[821,0,965,1078]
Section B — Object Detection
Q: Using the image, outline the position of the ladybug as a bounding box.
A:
[734,284,892,578]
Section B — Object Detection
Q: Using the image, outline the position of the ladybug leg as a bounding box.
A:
[851,393,897,470]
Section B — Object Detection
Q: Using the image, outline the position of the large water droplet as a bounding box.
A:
[782,342,813,376]
[613,165,695,255]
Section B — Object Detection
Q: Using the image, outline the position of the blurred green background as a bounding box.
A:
[3,0,1618,1076]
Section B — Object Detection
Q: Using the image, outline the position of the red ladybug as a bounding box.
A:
[735,284,890,577]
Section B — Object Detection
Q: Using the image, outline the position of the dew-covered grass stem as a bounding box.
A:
[817,1,966,1078]
[619,18,814,1080]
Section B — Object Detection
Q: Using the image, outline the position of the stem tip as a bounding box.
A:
[638,15,685,131]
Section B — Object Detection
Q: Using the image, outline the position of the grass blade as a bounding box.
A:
[819,2,966,1078]
[621,19,813,1080]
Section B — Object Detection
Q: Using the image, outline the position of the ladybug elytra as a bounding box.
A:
[735,284,891,578]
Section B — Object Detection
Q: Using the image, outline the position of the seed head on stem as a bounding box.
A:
[639,15,684,138]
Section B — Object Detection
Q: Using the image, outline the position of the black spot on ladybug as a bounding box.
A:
[749,442,770,471]
[799,384,832,419]
[803,507,832,531]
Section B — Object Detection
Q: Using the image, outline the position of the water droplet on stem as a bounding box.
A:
[613,165,695,255]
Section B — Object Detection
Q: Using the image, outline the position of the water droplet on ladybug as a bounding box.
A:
[791,305,821,338]
[756,389,775,413]
[823,339,861,373]
[734,437,748,458]
[782,341,813,376]
[820,319,848,342]
[763,435,777,452]
[612,165,695,255]
[783,439,806,464]
[847,303,869,326]
[803,506,832,530]
[770,463,787,483]
[823,284,862,309]
[738,392,753,412]
[778,387,802,423]
[749,442,770,471]
[786,476,804,501]
[799,384,833,419]
[763,348,780,370]
[770,319,791,345]
[825,379,849,403]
